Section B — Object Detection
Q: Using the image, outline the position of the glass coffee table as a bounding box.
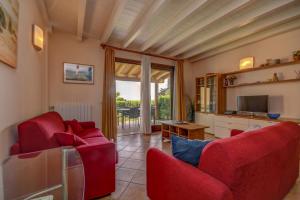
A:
[2,147,85,200]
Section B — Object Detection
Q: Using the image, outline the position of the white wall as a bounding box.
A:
[0,0,47,198]
[188,28,300,118]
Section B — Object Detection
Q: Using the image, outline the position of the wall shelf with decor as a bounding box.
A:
[223,60,300,76]
[223,60,300,88]
[224,78,300,88]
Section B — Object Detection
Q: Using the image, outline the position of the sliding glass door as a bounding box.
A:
[115,58,174,135]
[151,65,174,125]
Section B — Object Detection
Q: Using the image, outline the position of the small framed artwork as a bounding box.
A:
[0,0,19,68]
[63,63,94,84]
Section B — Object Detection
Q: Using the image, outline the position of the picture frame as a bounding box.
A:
[63,62,94,84]
[0,0,19,68]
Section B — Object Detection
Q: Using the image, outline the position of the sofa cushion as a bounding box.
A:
[171,134,212,166]
[18,112,65,153]
[199,122,300,200]
[78,128,104,139]
[55,132,87,146]
[64,119,83,134]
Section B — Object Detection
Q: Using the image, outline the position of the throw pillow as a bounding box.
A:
[54,132,87,146]
[171,134,212,166]
[64,119,83,134]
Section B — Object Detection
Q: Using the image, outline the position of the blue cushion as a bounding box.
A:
[171,134,212,166]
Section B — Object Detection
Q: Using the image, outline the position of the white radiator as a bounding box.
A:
[53,103,93,122]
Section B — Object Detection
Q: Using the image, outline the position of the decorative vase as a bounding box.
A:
[295,70,300,79]
[224,79,228,86]
[272,73,279,81]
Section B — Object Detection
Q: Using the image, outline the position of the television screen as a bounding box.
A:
[237,95,268,113]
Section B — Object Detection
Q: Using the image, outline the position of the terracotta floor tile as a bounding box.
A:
[119,183,148,200]
[123,146,139,152]
[131,170,146,185]
[111,181,130,199]
[116,157,127,167]
[122,159,144,170]
[130,152,146,160]
[119,150,134,158]
[116,168,137,182]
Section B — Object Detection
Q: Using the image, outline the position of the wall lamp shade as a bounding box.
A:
[239,57,254,70]
[32,24,44,50]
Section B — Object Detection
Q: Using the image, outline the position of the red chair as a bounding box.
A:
[10,112,116,200]
[147,122,300,200]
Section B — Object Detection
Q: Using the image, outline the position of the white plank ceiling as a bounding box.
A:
[40,0,300,62]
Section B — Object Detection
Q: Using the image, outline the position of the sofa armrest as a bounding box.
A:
[147,148,233,200]
[231,129,244,137]
[79,121,96,129]
[76,142,116,199]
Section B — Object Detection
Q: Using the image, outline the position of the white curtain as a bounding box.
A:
[140,55,152,134]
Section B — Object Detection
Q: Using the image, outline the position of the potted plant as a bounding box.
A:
[293,50,300,61]
[186,95,195,122]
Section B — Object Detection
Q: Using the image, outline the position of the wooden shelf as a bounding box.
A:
[223,60,300,76]
[224,78,300,88]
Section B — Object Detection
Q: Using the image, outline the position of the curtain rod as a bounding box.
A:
[101,43,182,62]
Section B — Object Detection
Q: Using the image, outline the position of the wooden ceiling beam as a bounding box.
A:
[100,0,128,42]
[155,0,251,54]
[184,4,300,58]
[189,18,300,62]
[158,73,170,82]
[127,65,140,76]
[122,0,166,48]
[155,71,169,80]
[170,0,295,56]
[141,0,209,51]
[116,63,127,74]
[77,0,87,41]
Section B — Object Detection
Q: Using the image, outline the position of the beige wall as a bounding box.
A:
[48,32,180,128]
[48,31,104,128]
[188,28,300,118]
[0,0,47,197]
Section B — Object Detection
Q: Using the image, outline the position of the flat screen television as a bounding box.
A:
[237,95,268,113]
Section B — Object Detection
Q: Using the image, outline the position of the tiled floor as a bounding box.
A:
[98,133,300,200]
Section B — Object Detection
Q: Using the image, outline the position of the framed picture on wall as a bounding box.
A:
[63,63,94,84]
[0,0,19,68]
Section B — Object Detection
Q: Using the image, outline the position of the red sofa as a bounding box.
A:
[147,122,300,200]
[10,112,116,200]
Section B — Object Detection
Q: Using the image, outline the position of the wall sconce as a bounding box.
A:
[239,57,254,70]
[32,24,44,50]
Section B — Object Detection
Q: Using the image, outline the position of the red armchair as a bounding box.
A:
[147,122,300,200]
[10,112,116,200]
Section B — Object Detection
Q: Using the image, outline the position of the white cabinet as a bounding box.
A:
[248,119,278,129]
[195,113,214,134]
[214,126,231,138]
[195,113,281,139]
[214,115,248,138]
